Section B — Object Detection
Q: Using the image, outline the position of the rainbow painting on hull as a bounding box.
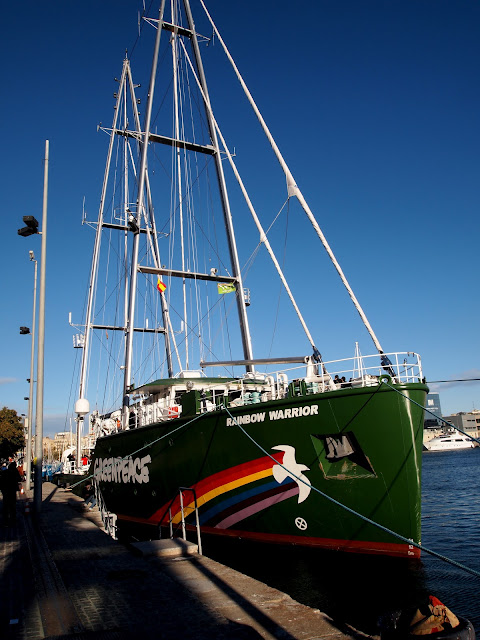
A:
[150,447,311,530]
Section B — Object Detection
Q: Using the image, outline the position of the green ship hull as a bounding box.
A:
[92,380,427,557]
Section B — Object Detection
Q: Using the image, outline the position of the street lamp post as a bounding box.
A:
[33,140,49,514]
[18,140,49,514]
[26,251,37,491]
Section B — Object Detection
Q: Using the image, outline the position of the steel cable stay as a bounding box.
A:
[120,62,185,376]
[241,197,291,286]
[136,109,240,376]
[63,347,82,434]
[381,379,480,446]
[90,330,125,418]
[179,62,206,370]
[268,198,292,361]
[160,135,255,367]
[179,39,321,362]
[123,66,231,286]
[96,224,118,416]
[82,146,135,414]
[94,230,127,408]
[130,253,244,385]
[130,284,228,382]
[426,378,480,384]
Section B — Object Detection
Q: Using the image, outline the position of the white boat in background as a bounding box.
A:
[425,433,477,452]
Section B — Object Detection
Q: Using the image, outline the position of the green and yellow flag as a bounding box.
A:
[217,282,236,294]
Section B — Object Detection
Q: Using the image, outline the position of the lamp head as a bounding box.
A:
[18,216,39,237]
[29,250,35,261]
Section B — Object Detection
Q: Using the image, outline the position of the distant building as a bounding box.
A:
[54,432,75,446]
[424,392,443,427]
[47,432,91,459]
[423,393,446,445]
[442,410,480,440]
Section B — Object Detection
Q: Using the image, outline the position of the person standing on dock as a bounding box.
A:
[1,460,23,526]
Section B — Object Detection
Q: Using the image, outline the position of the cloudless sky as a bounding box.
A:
[1,0,479,437]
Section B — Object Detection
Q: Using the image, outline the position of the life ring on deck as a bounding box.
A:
[168,406,179,418]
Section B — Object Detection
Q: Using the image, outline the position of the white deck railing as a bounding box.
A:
[319,351,423,385]
[91,352,423,432]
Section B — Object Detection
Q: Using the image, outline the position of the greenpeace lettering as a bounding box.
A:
[226,405,318,427]
[93,454,151,484]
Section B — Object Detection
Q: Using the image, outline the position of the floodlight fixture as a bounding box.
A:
[18,216,39,237]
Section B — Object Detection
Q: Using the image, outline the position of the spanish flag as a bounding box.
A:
[157,276,167,293]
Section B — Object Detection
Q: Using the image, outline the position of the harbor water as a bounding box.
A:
[421,448,480,630]
[202,448,480,635]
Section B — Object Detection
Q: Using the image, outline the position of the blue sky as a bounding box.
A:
[1,0,479,437]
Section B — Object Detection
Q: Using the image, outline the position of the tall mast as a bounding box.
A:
[182,0,254,371]
[171,11,189,369]
[123,0,167,419]
[74,58,130,438]
[122,69,130,351]
[126,63,175,376]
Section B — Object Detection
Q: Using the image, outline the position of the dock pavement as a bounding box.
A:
[1,482,378,640]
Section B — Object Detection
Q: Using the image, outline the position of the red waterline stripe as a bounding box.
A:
[197,526,421,558]
[115,514,420,558]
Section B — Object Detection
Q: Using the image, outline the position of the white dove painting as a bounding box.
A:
[272,445,312,503]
